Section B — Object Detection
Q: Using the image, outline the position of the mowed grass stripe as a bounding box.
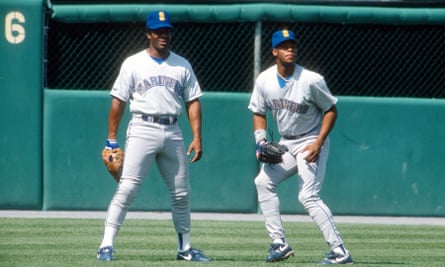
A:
[0,218,444,266]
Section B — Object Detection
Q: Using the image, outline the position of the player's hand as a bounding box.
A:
[301,142,322,162]
[187,138,202,163]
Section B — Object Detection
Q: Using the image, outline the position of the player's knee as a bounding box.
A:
[254,174,269,188]
[178,189,190,199]
[255,175,278,202]
[170,188,190,204]
[112,182,139,207]
[298,192,320,208]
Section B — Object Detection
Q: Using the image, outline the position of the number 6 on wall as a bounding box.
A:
[5,11,26,44]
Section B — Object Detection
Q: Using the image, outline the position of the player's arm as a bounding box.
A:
[303,105,337,162]
[186,98,202,163]
[253,113,267,142]
[317,105,337,145]
[107,97,126,140]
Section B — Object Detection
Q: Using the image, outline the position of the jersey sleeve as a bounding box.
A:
[182,62,203,102]
[248,79,267,115]
[311,77,338,112]
[110,59,133,102]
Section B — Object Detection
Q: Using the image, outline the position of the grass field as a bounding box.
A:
[1,217,444,266]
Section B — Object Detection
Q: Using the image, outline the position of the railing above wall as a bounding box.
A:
[50,4,445,25]
[49,0,445,7]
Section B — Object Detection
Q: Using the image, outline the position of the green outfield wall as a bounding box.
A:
[1,0,445,216]
[39,91,445,216]
[0,0,44,209]
[42,91,259,212]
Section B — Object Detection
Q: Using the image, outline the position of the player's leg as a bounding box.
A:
[296,138,352,264]
[98,122,159,260]
[156,125,210,262]
[254,152,298,262]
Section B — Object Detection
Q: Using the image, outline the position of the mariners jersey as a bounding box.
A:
[248,64,337,137]
[111,50,202,116]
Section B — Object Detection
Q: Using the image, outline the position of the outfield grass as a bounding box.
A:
[1,218,444,266]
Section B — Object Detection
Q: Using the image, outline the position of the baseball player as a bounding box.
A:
[96,10,210,262]
[248,29,353,264]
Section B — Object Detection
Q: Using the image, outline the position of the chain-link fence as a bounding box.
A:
[46,18,445,97]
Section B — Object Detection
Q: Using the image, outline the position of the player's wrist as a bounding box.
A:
[254,129,267,144]
[313,137,325,148]
[105,139,119,149]
[192,135,202,142]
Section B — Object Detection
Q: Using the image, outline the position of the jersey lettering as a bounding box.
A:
[136,75,182,97]
[267,99,309,114]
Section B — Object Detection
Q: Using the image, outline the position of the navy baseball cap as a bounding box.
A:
[272,29,298,48]
[146,10,173,30]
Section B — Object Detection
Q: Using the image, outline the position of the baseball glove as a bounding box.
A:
[102,148,124,182]
[256,141,288,164]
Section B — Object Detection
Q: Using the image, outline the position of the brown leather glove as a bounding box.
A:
[102,147,124,182]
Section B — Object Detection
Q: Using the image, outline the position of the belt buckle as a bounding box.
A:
[159,117,169,124]
[142,115,158,123]
[159,116,175,125]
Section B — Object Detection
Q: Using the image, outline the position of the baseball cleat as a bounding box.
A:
[266,243,295,262]
[317,250,353,265]
[97,246,115,261]
[176,247,211,262]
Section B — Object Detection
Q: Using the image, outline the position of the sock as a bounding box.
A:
[178,233,191,252]
[272,238,286,244]
[100,225,118,248]
[333,244,348,255]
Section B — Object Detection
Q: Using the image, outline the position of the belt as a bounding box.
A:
[283,134,307,140]
[137,114,177,125]
[283,129,317,140]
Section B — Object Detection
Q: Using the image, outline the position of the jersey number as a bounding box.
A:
[5,11,26,44]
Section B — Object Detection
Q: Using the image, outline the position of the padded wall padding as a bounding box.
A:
[279,97,445,216]
[0,0,44,209]
[42,91,445,216]
[43,91,258,212]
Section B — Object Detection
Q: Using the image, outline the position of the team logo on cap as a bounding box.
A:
[282,29,289,37]
[158,11,166,21]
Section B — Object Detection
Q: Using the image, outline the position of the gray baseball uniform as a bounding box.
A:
[97,10,210,262]
[248,64,345,249]
[105,49,201,234]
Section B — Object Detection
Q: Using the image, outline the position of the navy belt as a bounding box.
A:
[139,114,177,125]
[283,134,306,140]
[283,129,317,140]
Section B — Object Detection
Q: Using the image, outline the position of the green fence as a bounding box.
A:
[1,0,445,216]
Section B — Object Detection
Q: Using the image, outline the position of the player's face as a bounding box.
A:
[273,41,297,65]
[146,28,172,55]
